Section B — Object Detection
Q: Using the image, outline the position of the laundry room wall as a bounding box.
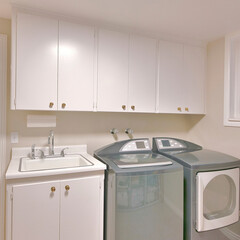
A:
[186,38,240,159]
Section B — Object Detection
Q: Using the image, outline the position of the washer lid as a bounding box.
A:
[113,153,172,168]
[162,149,240,169]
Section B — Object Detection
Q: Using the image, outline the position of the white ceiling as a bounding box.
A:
[1,0,240,42]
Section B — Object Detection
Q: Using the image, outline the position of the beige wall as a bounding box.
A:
[187,38,240,159]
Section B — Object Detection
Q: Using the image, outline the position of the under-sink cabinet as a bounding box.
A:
[6,174,104,240]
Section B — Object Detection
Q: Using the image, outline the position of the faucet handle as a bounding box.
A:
[61,147,69,157]
[37,149,45,159]
[31,144,36,159]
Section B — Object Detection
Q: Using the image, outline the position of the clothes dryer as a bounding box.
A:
[94,138,183,240]
[152,137,240,240]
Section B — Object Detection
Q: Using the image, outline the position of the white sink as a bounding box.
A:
[20,154,93,172]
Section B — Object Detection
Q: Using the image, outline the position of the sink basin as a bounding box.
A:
[20,154,93,172]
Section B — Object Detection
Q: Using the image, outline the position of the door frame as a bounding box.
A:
[0,34,7,240]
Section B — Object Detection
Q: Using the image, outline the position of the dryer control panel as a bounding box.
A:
[120,140,151,152]
[156,138,186,150]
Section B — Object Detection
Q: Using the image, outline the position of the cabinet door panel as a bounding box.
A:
[184,45,205,114]
[158,41,185,113]
[60,176,101,240]
[129,35,157,112]
[12,181,60,240]
[58,21,95,111]
[16,13,58,110]
[97,29,129,112]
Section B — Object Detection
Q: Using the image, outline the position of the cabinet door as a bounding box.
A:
[58,21,95,111]
[60,176,102,240]
[97,29,129,112]
[15,13,58,110]
[128,35,157,112]
[184,45,205,114]
[12,181,60,240]
[158,41,185,113]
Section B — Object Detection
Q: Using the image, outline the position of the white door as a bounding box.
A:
[97,29,129,112]
[60,176,102,240]
[128,35,157,113]
[12,181,60,240]
[16,13,58,110]
[196,168,239,232]
[184,45,205,114]
[58,21,95,111]
[158,41,185,113]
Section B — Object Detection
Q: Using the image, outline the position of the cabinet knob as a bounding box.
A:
[65,185,70,191]
[49,102,54,108]
[177,107,182,112]
[51,186,56,192]
[62,103,66,109]
[122,105,126,110]
[185,107,189,112]
[131,105,135,111]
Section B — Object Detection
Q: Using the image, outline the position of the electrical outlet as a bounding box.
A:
[11,132,19,144]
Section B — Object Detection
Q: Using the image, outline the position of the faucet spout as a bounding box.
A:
[48,130,54,156]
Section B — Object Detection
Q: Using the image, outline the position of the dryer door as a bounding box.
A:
[196,168,239,232]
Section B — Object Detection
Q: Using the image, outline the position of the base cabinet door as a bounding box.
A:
[60,176,102,240]
[12,181,60,240]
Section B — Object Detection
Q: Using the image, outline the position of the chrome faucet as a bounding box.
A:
[48,130,55,156]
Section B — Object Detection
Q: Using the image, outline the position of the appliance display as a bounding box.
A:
[152,137,240,240]
[94,138,184,240]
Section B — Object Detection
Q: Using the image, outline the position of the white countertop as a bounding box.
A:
[6,145,106,180]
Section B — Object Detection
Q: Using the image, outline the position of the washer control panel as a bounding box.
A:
[156,138,186,150]
[120,140,151,152]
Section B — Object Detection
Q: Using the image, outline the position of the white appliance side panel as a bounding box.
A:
[58,21,95,111]
[196,168,239,232]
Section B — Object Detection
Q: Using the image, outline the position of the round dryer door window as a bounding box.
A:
[196,168,239,232]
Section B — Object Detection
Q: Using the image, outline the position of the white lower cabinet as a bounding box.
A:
[6,175,104,240]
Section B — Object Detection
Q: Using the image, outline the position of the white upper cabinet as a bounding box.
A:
[158,41,205,114]
[158,40,185,113]
[183,45,205,114]
[15,13,58,110]
[97,29,129,112]
[128,35,157,112]
[58,21,95,111]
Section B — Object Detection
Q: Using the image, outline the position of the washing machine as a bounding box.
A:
[152,137,240,240]
[94,138,184,240]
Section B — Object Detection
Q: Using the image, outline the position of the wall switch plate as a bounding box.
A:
[11,132,19,144]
